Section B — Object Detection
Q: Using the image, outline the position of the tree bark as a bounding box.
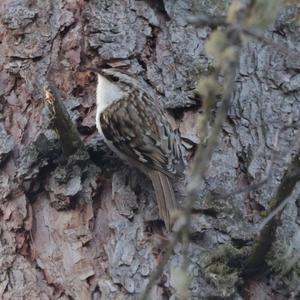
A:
[0,0,299,299]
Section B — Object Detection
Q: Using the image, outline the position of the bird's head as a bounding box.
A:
[96,68,123,114]
[96,68,139,113]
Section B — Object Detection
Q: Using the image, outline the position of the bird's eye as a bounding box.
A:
[110,76,119,82]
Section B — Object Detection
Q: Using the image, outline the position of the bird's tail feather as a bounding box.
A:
[149,171,178,230]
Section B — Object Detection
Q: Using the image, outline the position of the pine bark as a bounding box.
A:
[0,0,299,299]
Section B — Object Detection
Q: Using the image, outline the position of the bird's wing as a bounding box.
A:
[99,89,183,177]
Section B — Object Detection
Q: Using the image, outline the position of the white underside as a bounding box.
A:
[95,73,123,134]
[95,73,132,164]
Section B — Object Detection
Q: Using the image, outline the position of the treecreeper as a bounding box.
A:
[95,68,184,230]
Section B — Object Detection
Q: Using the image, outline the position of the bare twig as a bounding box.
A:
[141,29,241,300]
[215,127,282,201]
[142,5,299,298]
[215,177,269,201]
[186,15,227,29]
[241,26,299,60]
[257,182,299,233]
[244,129,300,273]
[179,48,240,296]
[187,14,300,59]
[140,232,180,300]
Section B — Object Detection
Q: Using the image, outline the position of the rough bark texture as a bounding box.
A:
[0,0,299,299]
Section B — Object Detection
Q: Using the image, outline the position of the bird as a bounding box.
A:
[95,68,184,230]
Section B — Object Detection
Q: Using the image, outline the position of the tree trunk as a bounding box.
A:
[0,0,299,299]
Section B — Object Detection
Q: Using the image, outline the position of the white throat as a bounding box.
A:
[96,74,123,133]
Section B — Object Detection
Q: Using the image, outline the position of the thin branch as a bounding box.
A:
[241,26,299,60]
[188,60,240,191]
[215,127,282,201]
[140,232,180,300]
[186,15,227,29]
[257,182,299,233]
[244,131,300,273]
[141,31,241,300]
[215,177,269,201]
[186,14,300,59]
[142,6,299,298]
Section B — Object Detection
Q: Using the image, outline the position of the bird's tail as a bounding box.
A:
[148,170,178,230]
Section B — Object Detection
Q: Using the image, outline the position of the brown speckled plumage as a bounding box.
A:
[96,69,184,230]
